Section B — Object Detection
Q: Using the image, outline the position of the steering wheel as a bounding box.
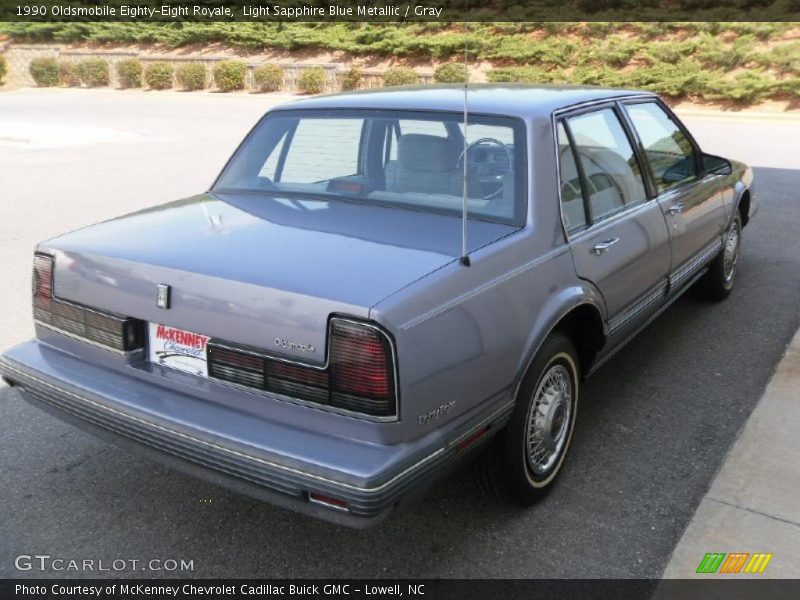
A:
[456,137,513,200]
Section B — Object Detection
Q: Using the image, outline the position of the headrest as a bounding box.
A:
[398,134,458,172]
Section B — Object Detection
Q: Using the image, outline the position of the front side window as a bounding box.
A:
[563,107,647,223]
[624,102,697,193]
[216,109,526,225]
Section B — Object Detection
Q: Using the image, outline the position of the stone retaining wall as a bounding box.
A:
[1,44,434,91]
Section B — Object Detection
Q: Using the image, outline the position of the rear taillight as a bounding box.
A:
[329,320,393,414]
[207,318,397,418]
[32,253,54,323]
[32,253,143,353]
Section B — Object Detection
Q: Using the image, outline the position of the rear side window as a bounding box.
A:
[562,108,647,223]
[557,123,587,233]
[624,102,697,193]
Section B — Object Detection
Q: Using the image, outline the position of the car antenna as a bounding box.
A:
[459,10,471,267]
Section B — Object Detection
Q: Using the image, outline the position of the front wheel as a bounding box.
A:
[695,213,741,301]
[475,332,579,505]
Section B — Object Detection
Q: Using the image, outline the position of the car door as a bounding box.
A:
[621,100,728,289]
[557,106,671,334]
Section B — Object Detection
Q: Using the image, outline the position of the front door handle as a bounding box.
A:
[593,238,619,255]
[668,202,686,215]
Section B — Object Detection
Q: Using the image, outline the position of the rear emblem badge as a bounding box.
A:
[156,284,171,309]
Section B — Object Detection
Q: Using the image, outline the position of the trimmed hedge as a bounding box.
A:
[116,58,143,88]
[340,67,361,91]
[78,58,110,87]
[253,64,283,92]
[383,67,419,87]
[213,60,246,92]
[434,63,469,83]
[486,66,560,84]
[0,55,6,85]
[176,62,207,91]
[144,61,174,90]
[298,67,326,94]
[30,57,58,87]
[57,60,81,86]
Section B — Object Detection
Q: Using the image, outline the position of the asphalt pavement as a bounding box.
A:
[0,89,798,578]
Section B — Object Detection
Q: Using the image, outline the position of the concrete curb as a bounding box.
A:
[660,327,800,579]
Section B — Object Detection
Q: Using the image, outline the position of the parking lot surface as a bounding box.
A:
[1,89,798,578]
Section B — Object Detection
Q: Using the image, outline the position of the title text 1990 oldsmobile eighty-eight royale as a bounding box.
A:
[0,85,755,526]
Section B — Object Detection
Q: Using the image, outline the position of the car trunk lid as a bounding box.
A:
[41,193,518,363]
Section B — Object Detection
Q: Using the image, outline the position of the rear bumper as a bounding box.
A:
[0,340,511,527]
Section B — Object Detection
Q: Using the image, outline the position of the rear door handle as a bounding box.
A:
[668,202,686,215]
[593,238,619,255]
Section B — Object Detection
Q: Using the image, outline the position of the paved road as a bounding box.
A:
[0,89,799,578]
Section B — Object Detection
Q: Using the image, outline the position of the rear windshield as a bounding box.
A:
[214,109,527,225]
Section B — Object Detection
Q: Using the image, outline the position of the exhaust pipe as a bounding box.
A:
[1,376,16,387]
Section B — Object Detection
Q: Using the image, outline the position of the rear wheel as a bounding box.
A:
[475,332,579,505]
[696,213,741,301]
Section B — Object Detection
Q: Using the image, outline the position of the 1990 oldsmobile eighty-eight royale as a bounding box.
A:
[0,86,755,526]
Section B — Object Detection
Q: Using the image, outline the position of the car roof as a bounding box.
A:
[274,84,655,118]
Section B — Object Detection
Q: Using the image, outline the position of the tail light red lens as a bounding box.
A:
[207,318,397,418]
[329,320,394,414]
[308,491,349,511]
[32,253,143,353]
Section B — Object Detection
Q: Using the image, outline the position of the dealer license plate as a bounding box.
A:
[148,323,210,377]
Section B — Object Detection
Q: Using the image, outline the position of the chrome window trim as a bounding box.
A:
[206,316,401,422]
[551,94,656,244]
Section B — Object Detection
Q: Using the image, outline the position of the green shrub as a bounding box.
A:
[57,60,81,86]
[434,63,469,83]
[339,67,361,91]
[726,71,776,103]
[486,66,559,84]
[0,55,7,84]
[116,58,142,88]
[144,61,174,90]
[213,60,246,92]
[175,62,207,91]
[754,42,800,75]
[597,37,643,68]
[29,57,58,87]
[297,67,326,94]
[253,64,283,92]
[628,60,716,98]
[78,58,110,87]
[695,35,754,70]
[572,65,626,88]
[383,66,419,87]
[486,37,580,67]
[774,77,800,97]
[642,40,698,66]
